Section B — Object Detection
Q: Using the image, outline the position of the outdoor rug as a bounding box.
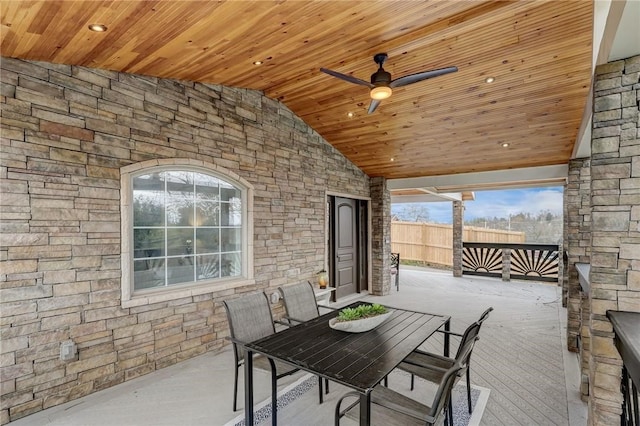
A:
[225,370,490,426]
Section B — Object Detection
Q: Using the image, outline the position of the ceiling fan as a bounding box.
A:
[320,53,457,114]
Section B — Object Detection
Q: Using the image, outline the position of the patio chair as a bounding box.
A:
[278,281,336,324]
[278,281,337,396]
[399,307,493,420]
[334,336,479,426]
[224,292,304,426]
[390,252,400,291]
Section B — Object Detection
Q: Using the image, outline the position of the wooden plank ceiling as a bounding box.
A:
[0,1,593,180]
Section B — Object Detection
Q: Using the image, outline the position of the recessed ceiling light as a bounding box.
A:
[485,76,495,84]
[501,142,510,148]
[390,157,395,162]
[88,24,107,32]
[347,112,354,118]
[253,60,263,65]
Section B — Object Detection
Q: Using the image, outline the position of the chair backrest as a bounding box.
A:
[429,337,479,422]
[224,292,275,362]
[455,306,493,359]
[478,307,493,324]
[390,252,400,269]
[278,281,320,323]
[450,306,492,384]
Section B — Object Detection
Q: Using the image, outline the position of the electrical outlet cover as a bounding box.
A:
[60,340,76,361]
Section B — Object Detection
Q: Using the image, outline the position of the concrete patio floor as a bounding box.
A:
[9,266,588,425]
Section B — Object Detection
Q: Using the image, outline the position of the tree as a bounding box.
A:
[392,204,431,222]
[465,210,562,243]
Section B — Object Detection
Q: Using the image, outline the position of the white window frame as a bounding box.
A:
[120,159,254,308]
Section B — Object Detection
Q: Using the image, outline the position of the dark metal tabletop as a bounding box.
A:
[246,301,449,393]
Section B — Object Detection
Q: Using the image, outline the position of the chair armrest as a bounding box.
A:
[318,304,338,311]
[411,348,453,364]
[274,319,292,327]
[335,391,361,422]
[282,315,306,324]
[400,358,448,373]
[436,329,463,338]
[275,316,311,327]
[224,335,248,347]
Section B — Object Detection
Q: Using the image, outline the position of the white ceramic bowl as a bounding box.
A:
[329,311,393,333]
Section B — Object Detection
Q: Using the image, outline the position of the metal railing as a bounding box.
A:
[622,366,639,425]
[462,242,559,282]
[608,311,640,426]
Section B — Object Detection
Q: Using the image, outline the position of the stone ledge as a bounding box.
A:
[121,278,257,309]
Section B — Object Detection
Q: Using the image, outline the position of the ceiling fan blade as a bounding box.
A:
[390,66,458,88]
[320,68,374,88]
[368,99,381,114]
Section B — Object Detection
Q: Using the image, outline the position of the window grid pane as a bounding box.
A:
[132,170,243,291]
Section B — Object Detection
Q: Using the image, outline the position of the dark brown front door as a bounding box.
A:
[334,197,357,299]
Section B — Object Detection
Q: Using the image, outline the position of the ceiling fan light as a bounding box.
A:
[370,86,392,100]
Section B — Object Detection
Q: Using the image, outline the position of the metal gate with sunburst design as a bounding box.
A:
[510,245,559,282]
[462,242,559,282]
[462,244,503,278]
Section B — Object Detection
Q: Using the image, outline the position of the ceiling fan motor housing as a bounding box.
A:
[371,69,391,85]
[371,53,391,85]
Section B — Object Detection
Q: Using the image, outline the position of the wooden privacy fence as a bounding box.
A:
[391,221,525,267]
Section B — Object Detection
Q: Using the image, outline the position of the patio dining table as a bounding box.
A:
[244,301,450,426]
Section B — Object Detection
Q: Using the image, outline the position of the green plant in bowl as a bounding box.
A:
[336,303,387,322]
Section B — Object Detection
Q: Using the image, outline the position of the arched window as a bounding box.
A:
[121,160,254,307]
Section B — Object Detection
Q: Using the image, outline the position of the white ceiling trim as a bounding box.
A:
[607,0,640,62]
[387,165,568,192]
[391,193,463,203]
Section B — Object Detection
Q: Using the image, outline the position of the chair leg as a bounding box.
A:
[325,378,330,394]
[448,395,454,426]
[335,391,360,426]
[233,364,239,411]
[334,398,342,426]
[383,376,388,387]
[271,368,278,426]
[410,373,415,391]
[467,371,473,413]
[318,376,324,404]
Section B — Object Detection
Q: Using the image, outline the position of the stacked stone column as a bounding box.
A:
[587,55,640,425]
[565,158,592,399]
[452,201,463,277]
[370,177,391,295]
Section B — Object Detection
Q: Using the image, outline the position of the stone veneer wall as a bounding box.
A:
[588,54,640,425]
[565,158,591,399]
[452,201,463,277]
[0,57,370,424]
[370,177,390,295]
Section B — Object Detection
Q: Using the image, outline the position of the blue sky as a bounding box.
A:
[392,187,564,224]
